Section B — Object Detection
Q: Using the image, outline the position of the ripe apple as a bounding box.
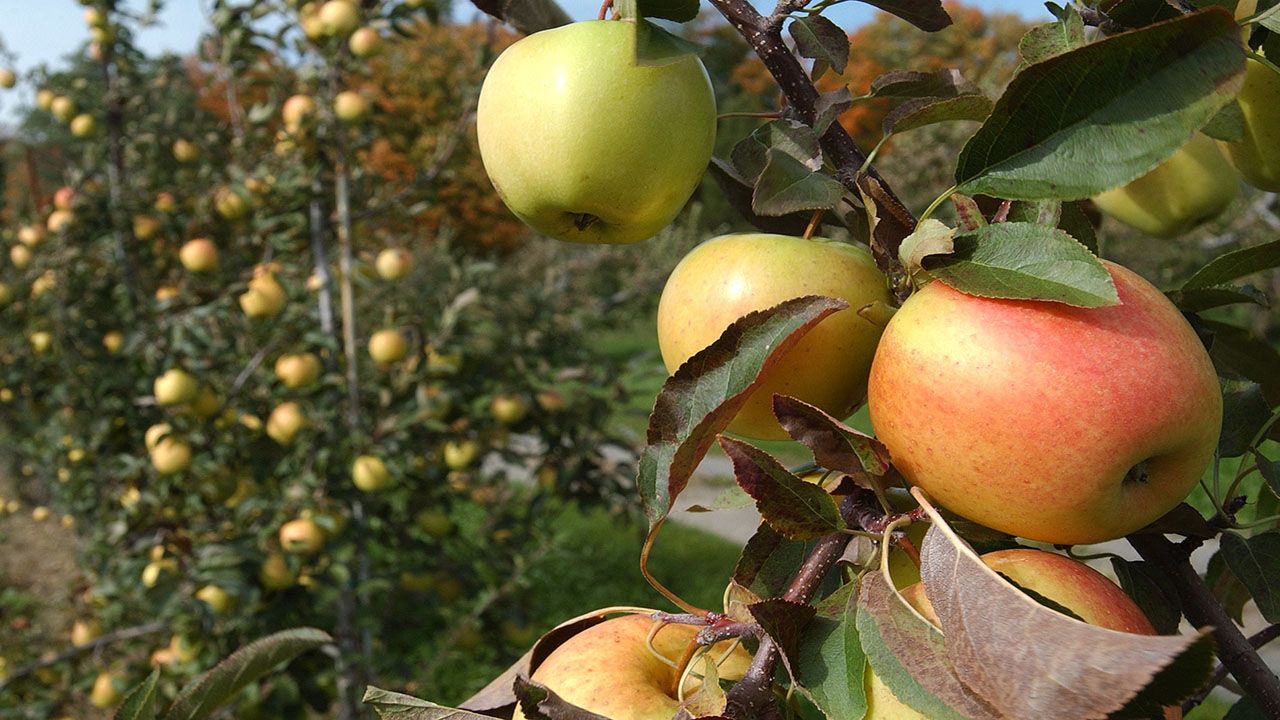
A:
[71,619,101,647]
[10,245,32,268]
[333,90,369,123]
[443,440,479,470]
[84,7,107,26]
[867,262,1221,544]
[70,114,95,137]
[657,233,892,440]
[282,94,317,131]
[155,285,179,302]
[31,271,56,298]
[141,558,177,587]
[89,671,121,708]
[319,0,360,36]
[865,549,1179,720]
[28,331,52,354]
[1092,133,1237,238]
[368,329,408,364]
[195,584,235,614]
[477,20,716,245]
[47,209,74,232]
[375,247,412,280]
[53,186,76,210]
[415,508,453,538]
[215,186,250,220]
[1221,57,1280,192]
[279,517,325,555]
[0,69,15,89]
[18,225,45,247]
[154,192,178,213]
[239,273,286,318]
[168,635,199,663]
[490,394,529,425]
[144,423,172,452]
[50,96,75,123]
[102,331,123,353]
[266,402,306,445]
[172,138,199,163]
[349,27,381,56]
[259,552,296,589]
[132,215,160,241]
[36,88,54,110]
[512,613,751,720]
[154,368,198,405]
[274,352,321,389]
[179,238,218,272]
[150,436,192,475]
[352,455,393,492]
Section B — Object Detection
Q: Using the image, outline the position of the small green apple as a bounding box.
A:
[352,455,393,492]
[415,508,453,538]
[1092,133,1237,237]
[477,20,716,244]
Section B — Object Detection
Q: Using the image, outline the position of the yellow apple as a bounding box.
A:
[84,7,108,26]
[10,244,32,268]
[259,552,296,589]
[512,613,751,720]
[490,393,529,425]
[179,238,218,272]
[36,89,54,110]
[89,671,121,708]
[1221,57,1280,192]
[71,619,101,647]
[477,20,716,244]
[144,423,172,452]
[299,3,326,40]
[349,27,381,56]
[282,93,317,130]
[70,113,95,137]
[658,233,892,440]
[28,331,51,354]
[443,440,479,470]
[333,90,369,123]
[1092,133,1237,238]
[0,283,12,306]
[31,506,50,522]
[415,508,452,538]
[151,436,192,475]
[141,558,177,587]
[368,328,408,363]
[47,209,74,232]
[155,191,178,213]
[50,96,75,123]
[239,273,286,317]
[0,69,13,89]
[187,387,221,418]
[319,0,360,35]
[215,186,250,220]
[868,261,1221,544]
[266,401,306,445]
[130,215,159,241]
[154,368,198,405]
[279,517,325,554]
[101,331,123,353]
[172,138,199,163]
[274,352,321,388]
[375,247,412,280]
[195,584,235,614]
[352,455,393,492]
[17,225,46,247]
[168,634,199,663]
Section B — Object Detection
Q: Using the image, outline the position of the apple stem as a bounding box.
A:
[640,520,710,616]
[802,209,822,240]
[670,633,704,698]
[597,0,613,20]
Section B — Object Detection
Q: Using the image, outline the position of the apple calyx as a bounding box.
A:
[572,213,599,231]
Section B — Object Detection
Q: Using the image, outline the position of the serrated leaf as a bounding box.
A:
[1109,558,1182,635]
[794,584,867,719]
[721,436,844,539]
[365,687,496,719]
[467,0,570,34]
[1007,199,1061,226]
[707,158,817,236]
[1018,7,1085,64]
[883,95,993,135]
[733,524,812,599]
[731,120,822,182]
[114,670,161,720]
[856,0,951,31]
[955,10,1246,200]
[1184,239,1280,289]
[752,149,844,217]
[898,219,955,280]
[789,15,849,74]
[773,395,891,477]
[916,495,1215,719]
[869,68,979,99]
[163,628,332,720]
[749,598,817,667]
[1220,531,1280,622]
[1169,284,1269,312]
[922,222,1119,307]
[1057,200,1099,253]
[639,297,847,527]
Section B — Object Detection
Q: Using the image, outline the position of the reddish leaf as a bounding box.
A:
[773,396,890,478]
[513,676,610,720]
[858,176,913,296]
[733,524,812,599]
[721,437,844,540]
[748,598,817,669]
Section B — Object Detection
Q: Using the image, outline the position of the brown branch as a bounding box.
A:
[99,46,142,312]
[0,621,167,692]
[1185,624,1280,713]
[1129,534,1280,719]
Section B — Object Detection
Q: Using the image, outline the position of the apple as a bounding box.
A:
[443,439,479,470]
[168,635,199,663]
[141,558,177,587]
[274,352,321,388]
[102,331,123,353]
[536,389,566,413]
[70,113,95,137]
[90,24,116,45]
[279,517,325,555]
[154,368,198,405]
[18,225,46,247]
[195,584,235,614]
[179,238,218,272]
[0,69,13,89]
[154,192,178,213]
[53,186,76,210]
[282,94,317,130]
[50,96,75,123]
[27,331,52,355]
[171,138,199,163]
[31,271,56,298]
[657,233,892,440]
[319,0,360,36]
[89,671,121,708]
[239,273,286,318]
[47,209,74,232]
[490,393,529,425]
[266,401,306,445]
[259,552,296,589]
[349,27,382,57]
[299,3,326,39]
[133,214,160,241]
[415,508,452,538]
[10,245,32,268]
[368,329,408,363]
[1092,134,1237,238]
[0,283,12,306]
[187,387,221,419]
[84,7,107,26]
[215,186,250,220]
[36,89,54,111]
[865,549,1179,720]
[352,455,393,492]
[71,619,101,647]
[512,613,751,720]
[31,506,50,522]
[333,90,369,123]
[867,261,1221,544]
[476,20,716,245]
[150,436,192,475]
[375,247,412,280]
[144,423,172,452]
[1221,57,1280,192]
[155,285,179,302]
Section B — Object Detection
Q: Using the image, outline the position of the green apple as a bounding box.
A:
[867,261,1221,544]
[512,613,751,720]
[352,454,393,492]
[368,329,408,363]
[415,508,453,538]
[266,402,306,445]
[195,584,235,614]
[477,20,716,244]
[657,233,892,440]
[1092,133,1237,237]
[259,552,296,589]
[443,439,479,470]
[279,517,325,555]
[154,368,198,405]
[319,0,360,36]
[490,393,529,425]
[1222,57,1280,192]
[274,352,321,389]
[179,238,218,272]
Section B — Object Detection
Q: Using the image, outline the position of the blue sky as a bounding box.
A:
[0,0,1049,121]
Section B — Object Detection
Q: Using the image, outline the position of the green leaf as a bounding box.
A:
[869,69,979,99]
[1202,100,1247,142]
[1109,559,1182,634]
[1219,381,1272,458]
[1105,0,1180,27]
[365,687,497,719]
[636,0,699,23]
[922,222,1119,307]
[1007,199,1062,226]
[1168,284,1269,312]
[114,670,161,720]
[789,16,849,74]
[1206,549,1253,625]
[1184,239,1280,289]
[731,120,822,182]
[468,0,570,34]
[707,158,817,236]
[1247,4,1280,33]
[634,18,701,66]
[955,10,1246,200]
[883,95,993,135]
[163,628,332,720]
[794,585,867,719]
[720,436,845,540]
[1225,696,1268,719]
[1257,450,1280,499]
[855,0,951,31]
[1220,531,1280,622]
[1056,200,1098,253]
[1018,6,1085,65]
[752,148,844,217]
[1199,319,1280,407]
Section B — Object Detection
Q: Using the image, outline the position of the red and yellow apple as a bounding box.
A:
[477,20,716,244]
[657,233,892,440]
[179,238,218,272]
[349,27,381,57]
[867,262,1221,544]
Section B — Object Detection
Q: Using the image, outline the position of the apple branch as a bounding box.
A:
[1129,534,1280,718]
[0,621,167,693]
[98,44,142,312]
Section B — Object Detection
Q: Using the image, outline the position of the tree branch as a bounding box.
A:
[0,621,167,692]
[1185,624,1280,713]
[1129,534,1280,719]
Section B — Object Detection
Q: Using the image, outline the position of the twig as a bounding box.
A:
[1130,534,1280,719]
[0,622,167,691]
